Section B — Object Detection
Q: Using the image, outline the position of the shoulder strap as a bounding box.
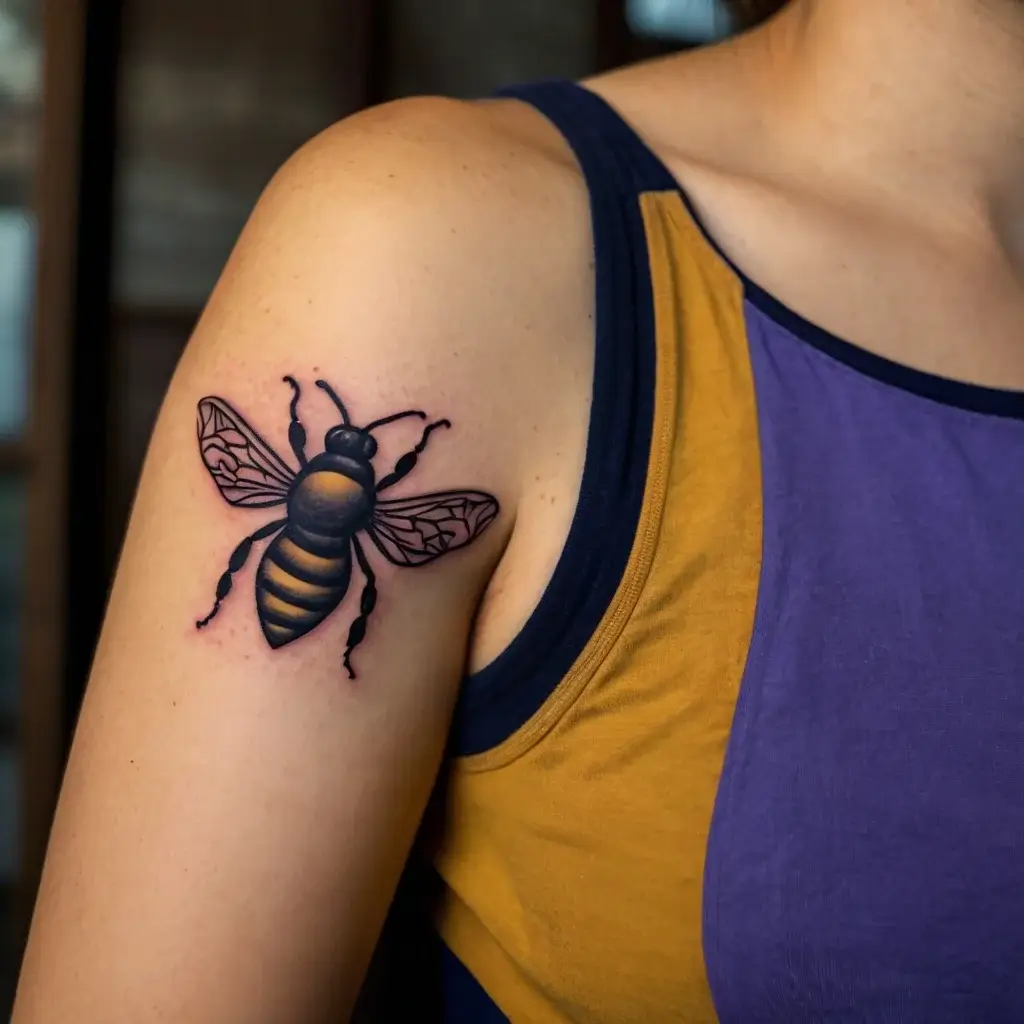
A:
[495,79,679,197]
[452,80,675,756]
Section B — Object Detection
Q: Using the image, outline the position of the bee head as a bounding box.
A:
[324,426,378,460]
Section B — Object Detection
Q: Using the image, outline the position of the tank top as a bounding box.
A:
[430,79,1024,1023]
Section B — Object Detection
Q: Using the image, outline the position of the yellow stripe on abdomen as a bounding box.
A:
[260,560,339,605]
[256,535,351,649]
[274,535,349,580]
[259,591,323,629]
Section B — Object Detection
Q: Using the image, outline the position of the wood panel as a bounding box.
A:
[17,0,87,934]
[0,445,30,474]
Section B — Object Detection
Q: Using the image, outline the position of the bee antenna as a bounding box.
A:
[316,380,351,426]
[363,410,428,432]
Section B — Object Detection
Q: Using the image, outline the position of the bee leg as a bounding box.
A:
[283,375,308,467]
[343,536,378,679]
[196,518,287,630]
[375,418,452,493]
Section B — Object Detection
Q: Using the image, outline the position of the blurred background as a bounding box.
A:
[0,0,738,1014]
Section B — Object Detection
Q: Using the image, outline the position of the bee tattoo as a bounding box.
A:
[195,376,499,677]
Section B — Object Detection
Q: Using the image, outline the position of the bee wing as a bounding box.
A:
[369,490,499,567]
[197,396,296,508]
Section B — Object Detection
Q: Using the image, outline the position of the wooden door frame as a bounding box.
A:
[17,0,90,937]
[0,447,30,474]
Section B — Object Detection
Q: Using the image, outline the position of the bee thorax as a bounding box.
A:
[289,466,372,535]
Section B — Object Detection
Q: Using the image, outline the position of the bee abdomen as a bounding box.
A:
[256,532,352,649]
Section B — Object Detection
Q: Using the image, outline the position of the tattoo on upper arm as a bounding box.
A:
[194,376,500,678]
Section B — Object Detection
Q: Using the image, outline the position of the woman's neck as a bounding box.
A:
[755,0,1024,249]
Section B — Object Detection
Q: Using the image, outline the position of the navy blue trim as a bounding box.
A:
[743,273,1024,420]
[451,80,671,757]
[441,941,510,1023]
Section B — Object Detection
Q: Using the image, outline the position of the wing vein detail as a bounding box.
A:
[197,396,295,507]
[369,490,499,567]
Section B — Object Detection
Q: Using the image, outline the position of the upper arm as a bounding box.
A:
[12,98,584,1023]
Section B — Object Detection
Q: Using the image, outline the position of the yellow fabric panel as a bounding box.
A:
[436,192,763,1023]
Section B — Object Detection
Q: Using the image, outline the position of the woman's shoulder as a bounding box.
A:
[284,93,589,259]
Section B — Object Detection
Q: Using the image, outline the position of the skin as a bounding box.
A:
[12,1,1024,1020]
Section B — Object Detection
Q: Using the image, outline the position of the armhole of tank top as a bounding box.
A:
[450,79,680,759]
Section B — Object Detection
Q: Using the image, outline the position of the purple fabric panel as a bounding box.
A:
[703,301,1024,1023]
